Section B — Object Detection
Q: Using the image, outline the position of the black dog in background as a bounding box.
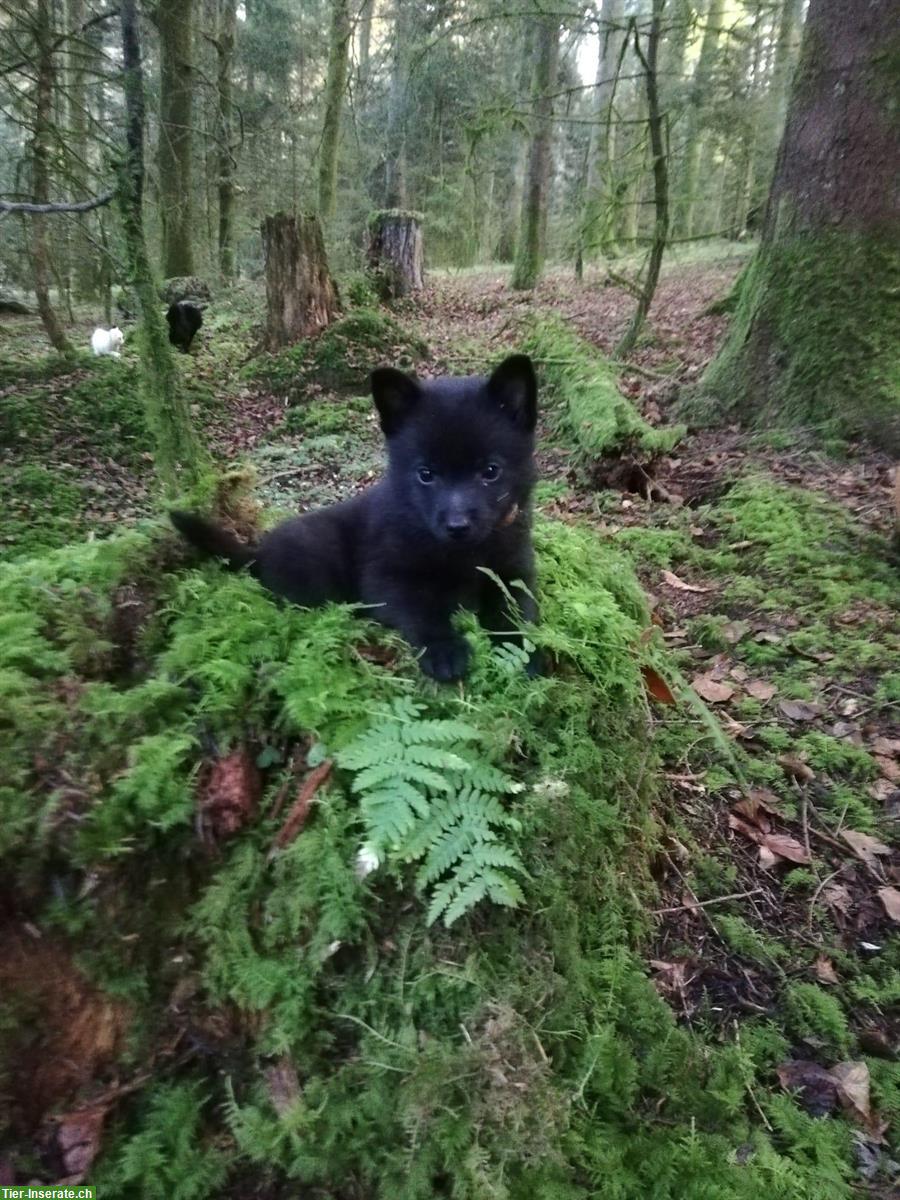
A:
[166,301,203,352]
[171,355,539,681]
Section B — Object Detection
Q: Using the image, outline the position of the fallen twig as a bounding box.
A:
[652,887,763,916]
[269,759,332,854]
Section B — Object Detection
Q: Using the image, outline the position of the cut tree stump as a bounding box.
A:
[366,209,424,300]
[261,212,339,348]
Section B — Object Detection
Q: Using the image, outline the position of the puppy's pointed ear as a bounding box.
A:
[370,367,422,435]
[487,354,537,431]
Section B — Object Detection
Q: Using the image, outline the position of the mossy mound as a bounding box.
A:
[250,308,428,400]
[0,510,873,1196]
[520,313,685,461]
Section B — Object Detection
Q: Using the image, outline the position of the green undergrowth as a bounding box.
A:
[0,507,873,1197]
[0,358,219,559]
[520,313,685,461]
[248,307,428,401]
[608,471,898,1158]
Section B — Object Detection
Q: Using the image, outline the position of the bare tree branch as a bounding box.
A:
[0,190,114,214]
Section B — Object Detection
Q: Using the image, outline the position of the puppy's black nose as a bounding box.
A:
[445,515,472,539]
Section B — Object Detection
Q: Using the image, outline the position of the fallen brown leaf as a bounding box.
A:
[870,736,900,758]
[745,680,777,702]
[728,813,763,844]
[876,886,900,922]
[661,569,711,593]
[642,665,676,704]
[692,674,735,703]
[778,699,824,722]
[56,1104,107,1182]
[830,1060,871,1126]
[761,832,811,865]
[722,620,750,644]
[271,759,333,853]
[874,755,900,783]
[778,753,815,783]
[841,829,892,870]
[814,955,839,984]
[776,1060,837,1116]
[731,789,780,832]
[823,883,852,915]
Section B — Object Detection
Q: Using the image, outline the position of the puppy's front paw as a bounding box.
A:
[420,637,471,682]
[525,648,545,678]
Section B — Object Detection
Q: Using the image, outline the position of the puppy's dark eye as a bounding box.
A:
[417,466,435,484]
[482,463,501,483]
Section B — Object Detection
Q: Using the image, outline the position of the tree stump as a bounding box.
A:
[261,212,340,348]
[366,209,424,300]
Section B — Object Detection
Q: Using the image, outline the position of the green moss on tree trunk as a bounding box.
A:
[700,231,900,448]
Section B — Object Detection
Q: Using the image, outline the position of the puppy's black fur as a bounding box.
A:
[166,301,203,352]
[171,355,539,681]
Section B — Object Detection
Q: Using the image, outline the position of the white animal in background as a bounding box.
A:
[90,326,124,357]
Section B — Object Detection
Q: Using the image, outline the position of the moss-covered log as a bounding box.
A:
[521,313,684,462]
[698,0,900,450]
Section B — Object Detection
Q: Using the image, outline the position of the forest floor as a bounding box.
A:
[1,245,897,1192]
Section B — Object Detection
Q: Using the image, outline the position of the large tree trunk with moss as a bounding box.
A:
[30,0,73,356]
[119,0,205,495]
[317,0,351,224]
[262,212,340,347]
[700,0,900,450]
[366,210,424,300]
[511,12,560,291]
[215,0,237,281]
[158,0,195,276]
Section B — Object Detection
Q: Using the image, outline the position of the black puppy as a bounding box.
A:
[171,355,539,681]
[166,301,203,352]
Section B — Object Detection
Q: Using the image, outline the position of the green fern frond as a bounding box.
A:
[337,706,526,924]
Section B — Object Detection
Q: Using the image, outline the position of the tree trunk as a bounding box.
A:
[357,0,375,107]
[216,0,237,281]
[576,0,627,276]
[66,0,95,300]
[366,210,424,300]
[318,0,352,224]
[674,0,725,239]
[262,213,340,347]
[511,12,559,291]
[119,0,206,494]
[31,0,73,356]
[616,0,669,355]
[496,21,535,263]
[158,0,195,276]
[384,0,410,208]
[700,0,900,450]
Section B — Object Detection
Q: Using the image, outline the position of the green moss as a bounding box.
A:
[696,231,900,451]
[783,982,852,1055]
[520,313,685,461]
[249,307,427,399]
[1,509,873,1195]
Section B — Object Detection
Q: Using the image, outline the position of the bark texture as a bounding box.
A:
[318,0,351,223]
[118,0,205,494]
[216,0,237,280]
[262,213,340,347]
[158,0,195,276]
[576,0,627,275]
[511,12,560,291]
[366,210,424,300]
[31,0,73,355]
[700,0,900,450]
